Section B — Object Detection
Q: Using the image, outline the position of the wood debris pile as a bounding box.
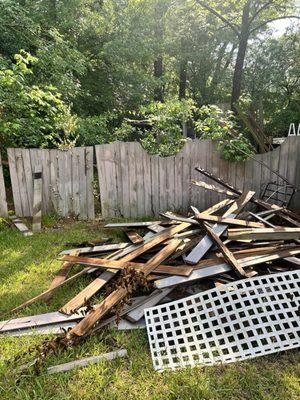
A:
[1,168,300,369]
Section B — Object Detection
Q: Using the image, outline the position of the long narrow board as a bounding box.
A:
[32,165,42,232]
[58,255,193,277]
[10,215,33,237]
[228,227,300,241]
[0,152,8,217]
[204,222,247,277]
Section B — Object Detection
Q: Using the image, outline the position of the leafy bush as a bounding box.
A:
[75,114,117,146]
[115,99,195,156]
[0,51,77,149]
[195,105,255,161]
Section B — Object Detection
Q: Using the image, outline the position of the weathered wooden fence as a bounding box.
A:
[0,153,8,217]
[3,137,300,220]
[8,147,94,219]
[95,137,300,218]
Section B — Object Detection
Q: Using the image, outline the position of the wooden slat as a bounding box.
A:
[204,222,247,277]
[47,350,127,374]
[192,207,264,228]
[0,152,8,217]
[43,249,80,302]
[228,227,300,241]
[58,255,193,277]
[8,149,23,216]
[32,165,42,232]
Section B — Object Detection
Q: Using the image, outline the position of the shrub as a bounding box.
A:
[195,105,255,162]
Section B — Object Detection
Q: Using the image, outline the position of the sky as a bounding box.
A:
[270,0,300,35]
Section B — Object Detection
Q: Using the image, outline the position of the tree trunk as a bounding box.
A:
[154,57,164,102]
[178,59,187,99]
[49,0,57,21]
[231,1,250,111]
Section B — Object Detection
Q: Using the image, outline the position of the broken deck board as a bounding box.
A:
[228,227,300,241]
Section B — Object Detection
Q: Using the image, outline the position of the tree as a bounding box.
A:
[195,0,300,110]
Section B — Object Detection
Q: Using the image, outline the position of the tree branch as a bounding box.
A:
[250,0,274,23]
[250,15,300,34]
[194,0,241,38]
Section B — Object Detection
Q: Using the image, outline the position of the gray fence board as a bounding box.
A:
[95,137,300,217]
[0,153,8,217]
[8,147,94,219]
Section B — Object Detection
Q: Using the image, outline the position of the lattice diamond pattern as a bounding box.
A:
[144,270,300,371]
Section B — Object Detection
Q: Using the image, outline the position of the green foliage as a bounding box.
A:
[115,99,196,156]
[0,51,77,149]
[75,114,117,146]
[195,105,255,161]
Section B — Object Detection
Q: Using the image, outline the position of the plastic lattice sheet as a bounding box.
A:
[144,270,300,371]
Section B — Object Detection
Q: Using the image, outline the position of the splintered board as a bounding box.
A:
[145,270,300,371]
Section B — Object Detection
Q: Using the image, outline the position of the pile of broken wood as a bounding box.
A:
[1,168,300,371]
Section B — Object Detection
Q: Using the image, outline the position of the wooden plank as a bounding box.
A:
[0,152,8,217]
[43,249,80,302]
[105,221,161,228]
[85,146,95,220]
[192,180,237,197]
[128,142,138,217]
[204,222,247,277]
[71,148,81,218]
[8,149,23,216]
[192,207,264,228]
[135,142,145,217]
[78,147,87,219]
[0,309,86,333]
[58,255,193,277]
[47,350,127,374]
[185,191,255,264]
[200,198,234,215]
[59,243,129,256]
[228,227,300,241]
[49,149,60,214]
[10,215,32,236]
[32,165,42,232]
[150,155,160,216]
[22,148,34,216]
[68,239,182,337]
[125,230,144,244]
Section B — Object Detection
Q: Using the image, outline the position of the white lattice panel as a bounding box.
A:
[144,270,300,371]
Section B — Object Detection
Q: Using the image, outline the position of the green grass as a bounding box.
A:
[0,220,299,400]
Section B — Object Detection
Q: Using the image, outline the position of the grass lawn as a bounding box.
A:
[0,219,299,400]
